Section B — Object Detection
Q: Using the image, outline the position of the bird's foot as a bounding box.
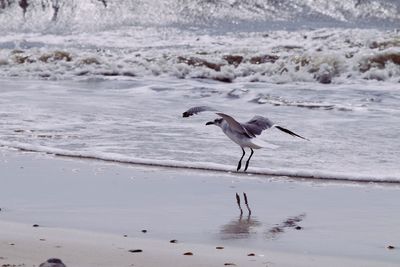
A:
[244,162,250,172]
[236,162,242,171]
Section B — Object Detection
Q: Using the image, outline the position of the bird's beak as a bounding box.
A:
[205,121,214,125]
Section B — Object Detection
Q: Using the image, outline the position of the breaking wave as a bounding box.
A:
[1,1,399,84]
[0,0,399,32]
[0,28,399,84]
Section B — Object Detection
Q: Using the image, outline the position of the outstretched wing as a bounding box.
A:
[216,112,254,138]
[244,115,309,141]
[243,115,274,136]
[182,106,217,117]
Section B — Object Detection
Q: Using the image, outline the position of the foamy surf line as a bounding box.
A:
[1,141,399,184]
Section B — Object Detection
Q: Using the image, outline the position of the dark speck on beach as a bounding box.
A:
[216,246,224,250]
[169,239,178,243]
[387,245,395,250]
[224,263,236,266]
[33,224,40,227]
[39,258,66,267]
[247,253,256,256]
[128,249,143,253]
[295,226,302,230]
[183,252,193,256]
[141,229,147,233]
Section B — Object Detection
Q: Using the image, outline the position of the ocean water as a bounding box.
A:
[0,0,399,182]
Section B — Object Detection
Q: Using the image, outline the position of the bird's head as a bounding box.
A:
[205,118,223,127]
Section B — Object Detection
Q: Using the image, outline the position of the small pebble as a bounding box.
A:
[128,249,143,253]
[387,245,395,250]
[247,253,256,256]
[9,243,15,246]
[224,263,236,266]
[295,226,302,230]
[183,252,193,256]
[216,246,224,250]
[170,239,178,243]
[123,235,128,237]
[39,258,66,267]
[141,230,147,233]
[33,224,40,227]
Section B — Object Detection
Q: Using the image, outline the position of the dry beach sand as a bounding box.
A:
[1,148,400,266]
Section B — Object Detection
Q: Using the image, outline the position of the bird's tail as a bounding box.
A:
[251,139,280,150]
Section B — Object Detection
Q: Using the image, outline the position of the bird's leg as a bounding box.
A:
[236,192,243,215]
[237,147,245,171]
[244,148,254,172]
[243,192,252,215]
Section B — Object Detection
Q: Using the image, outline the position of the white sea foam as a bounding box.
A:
[1,141,399,183]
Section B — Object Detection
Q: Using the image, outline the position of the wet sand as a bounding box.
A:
[1,149,399,266]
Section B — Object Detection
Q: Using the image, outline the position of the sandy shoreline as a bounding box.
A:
[1,149,400,266]
[0,220,271,267]
[1,220,398,267]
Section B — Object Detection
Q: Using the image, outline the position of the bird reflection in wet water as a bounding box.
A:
[220,211,262,240]
[265,213,306,239]
[220,192,261,239]
[220,193,306,240]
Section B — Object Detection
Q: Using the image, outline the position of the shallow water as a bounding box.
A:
[0,78,399,181]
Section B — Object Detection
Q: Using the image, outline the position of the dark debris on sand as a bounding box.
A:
[128,249,143,253]
[39,258,66,267]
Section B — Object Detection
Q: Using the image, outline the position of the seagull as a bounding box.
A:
[182,106,309,172]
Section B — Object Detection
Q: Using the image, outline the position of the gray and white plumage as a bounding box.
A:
[182,106,308,171]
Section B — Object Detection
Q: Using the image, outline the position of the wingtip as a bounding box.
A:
[275,125,309,141]
[301,135,310,141]
[298,135,310,141]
